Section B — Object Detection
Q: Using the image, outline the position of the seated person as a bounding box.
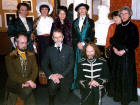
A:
[5,34,38,105]
[77,42,109,105]
[41,29,74,105]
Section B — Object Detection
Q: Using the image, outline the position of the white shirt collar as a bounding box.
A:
[40,16,49,19]
[19,14,26,21]
[80,16,86,21]
[54,43,63,51]
[19,14,29,31]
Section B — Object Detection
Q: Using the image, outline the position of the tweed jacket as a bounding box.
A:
[5,49,38,87]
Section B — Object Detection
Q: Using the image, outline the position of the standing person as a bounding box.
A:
[32,2,53,69]
[8,3,34,51]
[50,6,72,46]
[67,3,74,22]
[105,10,122,94]
[105,10,121,57]
[5,34,38,105]
[41,29,74,105]
[72,3,95,89]
[109,6,139,105]
[77,42,109,105]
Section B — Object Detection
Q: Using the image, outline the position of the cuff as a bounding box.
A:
[33,44,36,49]
[10,37,16,48]
[124,48,128,52]
[49,74,53,79]
[81,42,85,46]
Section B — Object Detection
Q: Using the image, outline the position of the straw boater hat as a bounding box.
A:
[75,3,89,12]
[36,2,53,16]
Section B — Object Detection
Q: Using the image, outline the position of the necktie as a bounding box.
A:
[17,49,26,61]
[57,47,61,53]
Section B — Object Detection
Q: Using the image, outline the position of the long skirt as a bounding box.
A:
[108,51,138,104]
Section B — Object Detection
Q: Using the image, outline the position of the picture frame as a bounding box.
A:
[0,14,2,27]
[4,13,16,28]
[2,0,18,10]
[21,0,33,12]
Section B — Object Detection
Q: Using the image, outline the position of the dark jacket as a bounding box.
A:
[5,49,38,88]
[8,17,33,38]
[41,44,74,87]
[50,17,72,46]
[72,17,95,52]
[8,17,34,51]
[77,57,109,86]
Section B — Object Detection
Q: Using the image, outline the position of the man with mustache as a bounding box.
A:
[5,34,38,105]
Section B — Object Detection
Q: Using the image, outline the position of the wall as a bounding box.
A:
[60,0,67,6]
[36,0,48,4]
[110,0,140,88]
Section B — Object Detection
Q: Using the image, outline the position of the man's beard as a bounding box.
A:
[18,48,27,52]
[87,55,94,59]
[56,42,62,46]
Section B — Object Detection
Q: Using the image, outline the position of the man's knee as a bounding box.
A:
[19,87,33,100]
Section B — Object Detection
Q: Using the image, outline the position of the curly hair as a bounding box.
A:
[82,42,101,59]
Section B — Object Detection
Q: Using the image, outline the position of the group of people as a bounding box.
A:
[5,1,139,105]
[105,6,139,105]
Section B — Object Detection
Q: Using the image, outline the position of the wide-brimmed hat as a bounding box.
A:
[75,3,89,11]
[36,2,53,16]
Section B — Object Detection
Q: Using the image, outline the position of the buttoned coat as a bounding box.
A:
[41,44,74,87]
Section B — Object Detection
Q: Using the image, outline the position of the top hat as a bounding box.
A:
[75,3,89,11]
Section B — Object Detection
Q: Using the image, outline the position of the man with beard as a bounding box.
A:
[5,34,38,105]
[72,3,95,89]
[77,42,109,105]
[42,29,74,105]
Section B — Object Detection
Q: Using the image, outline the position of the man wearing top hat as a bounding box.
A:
[72,3,95,89]
[32,2,53,69]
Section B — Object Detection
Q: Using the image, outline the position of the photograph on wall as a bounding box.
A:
[5,13,16,28]
[131,0,140,20]
[21,0,33,12]
[27,16,34,21]
[0,15,2,27]
[2,0,18,10]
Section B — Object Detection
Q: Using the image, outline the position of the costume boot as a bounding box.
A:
[49,95,55,105]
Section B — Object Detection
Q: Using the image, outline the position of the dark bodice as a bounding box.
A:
[110,20,139,51]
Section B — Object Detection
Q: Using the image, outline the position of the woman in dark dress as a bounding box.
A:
[50,6,72,46]
[109,6,139,105]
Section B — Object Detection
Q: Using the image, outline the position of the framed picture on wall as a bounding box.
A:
[21,0,33,12]
[27,15,34,21]
[4,13,16,28]
[2,0,18,10]
[0,14,2,27]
